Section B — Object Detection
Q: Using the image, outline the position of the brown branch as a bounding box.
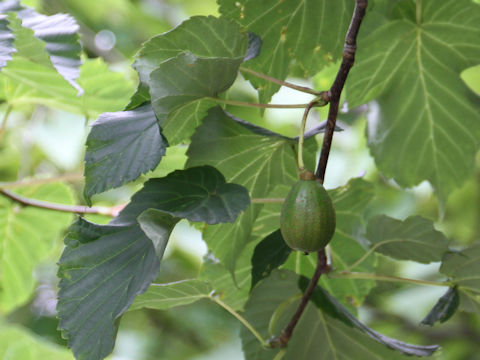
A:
[271,0,369,348]
[0,188,123,217]
[316,0,368,182]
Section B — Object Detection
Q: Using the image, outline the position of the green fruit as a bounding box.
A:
[280,173,336,252]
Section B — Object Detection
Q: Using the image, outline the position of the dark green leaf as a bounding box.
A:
[148,52,243,133]
[250,229,291,290]
[283,178,376,310]
[242,270,434,360]
[117,166,250,225]
[57,214,177,360]
[0,14,14,70]
[440,244,480,316]
[421,287,459,326]
[347,0,480,204]
[366,215,450,263]
[134,16,249,144]
[84,103,167,203]
[219,0,352,103]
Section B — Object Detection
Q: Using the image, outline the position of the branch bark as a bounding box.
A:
[271,0,368,348]
[0,188,122,216]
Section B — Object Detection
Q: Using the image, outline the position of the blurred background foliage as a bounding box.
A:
[0,0,479,359]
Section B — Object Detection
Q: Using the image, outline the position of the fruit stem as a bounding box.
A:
[297,101,316,171]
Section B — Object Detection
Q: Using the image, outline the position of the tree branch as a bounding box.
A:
[272,0,368,348]
[0,188,122,216]
[316,0,368,182]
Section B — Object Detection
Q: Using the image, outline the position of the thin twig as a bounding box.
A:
[0,188,120,216]
[273,0,368,348]
[316,0,368,182]
[251,198,285,204]
[239,66,321,95]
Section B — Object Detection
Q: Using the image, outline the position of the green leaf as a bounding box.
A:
[17,8,82,91]
[347,0,480,203]
[242,270,437,360]
[134,16,248,85]
[440,244,480,316]
[0,324,73,360]
[461,64,480,95]
[421,287,460,326]
[148,52,243,138]
[134,15,249,144]
[0,13,79,108]
[366,215,450,263]
[219,0,352,103]
[0,182,73,313]
[187,107,316,273]
[129,279,212,311]
[118,166,250,225]
[250,229,291,290]
[284,178,376,310]
[0,14,15,70]
[83,103,167,203]
[57,214,177,360]
[76,58,135,118]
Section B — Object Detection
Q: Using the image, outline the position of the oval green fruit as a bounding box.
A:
[280,178,336,252]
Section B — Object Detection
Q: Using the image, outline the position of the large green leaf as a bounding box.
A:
[129,279,212,311]
[187,107,316,273]
[366,215,450,263]
[242,270,437,360]
[134,16,248,85]
[57,213,177,360]
[218,0,352,103]
[148,52,243,139]
[440,244,480,316]
[0,14,14,70]
[134,15,249,145]
[347,0,480,204]
[0,324,73,360]
[0,182,73,313]
[83,103,167,203]
[283,178,376,310]
[116,166,250,225]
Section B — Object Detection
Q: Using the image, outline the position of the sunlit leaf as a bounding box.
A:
[0,183,73,313]
[347,0,480,204]
[0,324,73,360]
